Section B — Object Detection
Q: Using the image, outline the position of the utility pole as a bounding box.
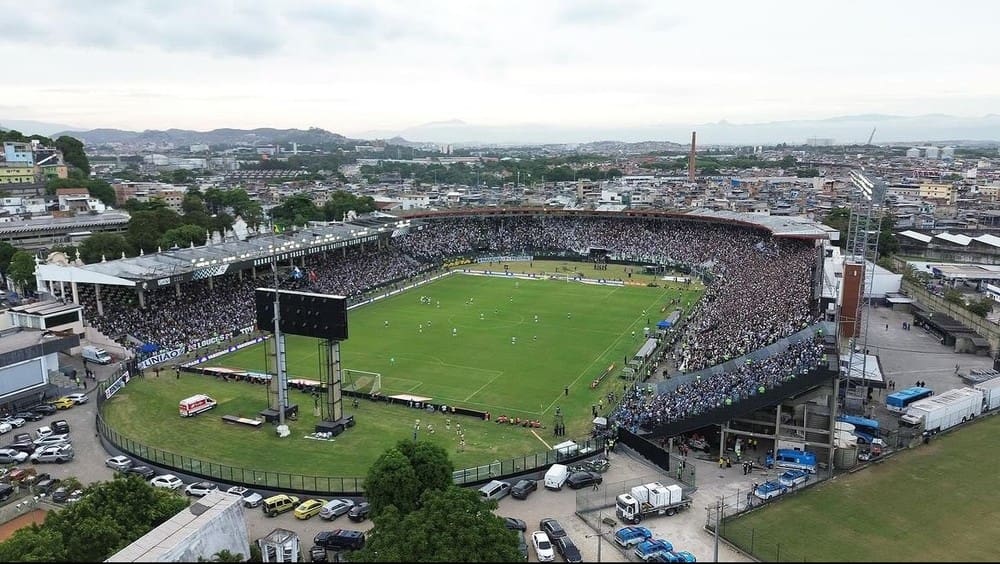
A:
[585,512,614,562]
[714,499,721,562]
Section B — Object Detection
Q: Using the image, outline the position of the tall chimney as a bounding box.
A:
[688,131,697,181]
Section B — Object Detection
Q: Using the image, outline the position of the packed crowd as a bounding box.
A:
[79,215,817,370]
[612,338,827,432]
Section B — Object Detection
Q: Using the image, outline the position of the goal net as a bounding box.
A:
[343,368,382,395]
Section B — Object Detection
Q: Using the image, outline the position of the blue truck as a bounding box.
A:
[613,526,653,548]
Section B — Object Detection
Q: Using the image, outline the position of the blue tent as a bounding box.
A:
[138,343,160,354]
[656,319,671,329]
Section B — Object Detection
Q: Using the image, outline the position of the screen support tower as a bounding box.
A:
[840,169,887,415]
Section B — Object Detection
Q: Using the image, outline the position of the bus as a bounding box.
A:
[836,414,880,444]
[886,386,933,414]
[766,449,817,474]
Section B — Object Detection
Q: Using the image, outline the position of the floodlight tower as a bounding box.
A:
[839,169,887,414]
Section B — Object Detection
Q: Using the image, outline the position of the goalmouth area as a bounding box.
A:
[100,261,703,478]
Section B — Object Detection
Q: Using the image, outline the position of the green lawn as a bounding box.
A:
[721,414,1000,562]
[102,268,702,479]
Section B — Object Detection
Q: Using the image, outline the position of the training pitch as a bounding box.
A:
[721,414,1000,562]
[103,266,702,478]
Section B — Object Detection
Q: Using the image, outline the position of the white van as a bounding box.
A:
[179,394,218,417]
[544,463,569,490]
[81,345,113,364]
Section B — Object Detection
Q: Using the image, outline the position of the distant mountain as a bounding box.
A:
[351,114,1000,146]
[0,119,83,136]
[49,127,354,147]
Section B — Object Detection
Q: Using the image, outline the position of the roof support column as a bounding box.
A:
[95,284,104,316]
[208,276,214,291]
[175,281,181,298]
[71,281,79,305]
[252,265,257,279]
[59,280,66,301]
[138,287,146,309]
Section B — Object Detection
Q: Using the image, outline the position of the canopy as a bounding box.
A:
[138,343,160,353]
[657,319,671,329]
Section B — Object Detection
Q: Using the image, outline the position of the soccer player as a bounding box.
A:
[452,327,457,337]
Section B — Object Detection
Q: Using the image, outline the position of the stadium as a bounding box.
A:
[35,208,835,493]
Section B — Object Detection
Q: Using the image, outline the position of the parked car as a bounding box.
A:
[319,498,355,520]
[33,434,71,448]
[124,465,156,480]
[540,518,567,541]
[30,444,74,464]
[566,471,603,490]
[554,536,583,563]
[51,420,70,435]
[22,472,49,487]
[1,416,25,428]
[11,432,32,445]
[754,481,788,501]
[0,448,28,464]
[0,422,11,435]
[516,531,528,561]
[150,474,184,490]
[184,481,219,497]
[313,529,365,550]
[635,539,674,561]
[0,483,14,502]
[105,455,133,471]
[227,486,263,508]
[504,517,527,531]
[51,487,83,504]
[347,501,371,522]
[294,498,326,520]
[6,467,36,484]
[778,468,811,488]
[615,526,654,548]
[13,411,44,422]
[3,442,36,455]
[50,397,75,410]
[64,393,89,405]
[309,546,328,563]
[34,477,61,495]
[531,531,555,562]
[30,404,57,416]
[261,494,300,517]
[511,479,538,500]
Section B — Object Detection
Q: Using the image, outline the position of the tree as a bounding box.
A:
[79,233,130,263]
[269,194,322,228]
[779,155,797,169]
[46,178,116,207]
[352,487,521,562]
[159,224,208,249]
[967,298,993,318]
[396,440,454,493]
[127,207,182,254]
[364,448,422,516]
[322,191,376,222]
[824,207,851,249]
[944,288,964,305]
[0,241,17,275]
[54,135,90,175]
[198,549,245,562]
[0,475,188,562]
[7,251,36,293]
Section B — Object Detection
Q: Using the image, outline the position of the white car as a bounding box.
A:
[30,444,74,463]
[227,486,263,508]
[105,455,133,472]
[778,468,811,488]
[33,434,71,447]
[35,426,53,439]
[1,416,26,428]
[0,422,11,435]
[150,474,184,491]
[64,393,89,405]
[0,448,29,464]
[319,498,355,520]
[184,481,218,497]
[532,531,555,562]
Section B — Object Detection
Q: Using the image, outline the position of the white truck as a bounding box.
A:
[900,387,983,433]
[615,482,691,524]
[81,345,113,364]
[974,376,1000,412]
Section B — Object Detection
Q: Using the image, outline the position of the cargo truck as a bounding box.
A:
[973,376,1000,412]
[899,387,983,433]
[615,482,691,525]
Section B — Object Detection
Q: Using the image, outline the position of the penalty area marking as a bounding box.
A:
[531,430,551,450]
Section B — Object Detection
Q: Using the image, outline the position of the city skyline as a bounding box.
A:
[2,0,999,142]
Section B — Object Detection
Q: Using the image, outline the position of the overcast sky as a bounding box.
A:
[2,0,998,136]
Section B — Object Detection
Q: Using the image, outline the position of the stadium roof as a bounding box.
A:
[37,214,414,287]
[681,209,830,239]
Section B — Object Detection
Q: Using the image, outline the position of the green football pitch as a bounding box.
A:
[720,414,1000,562]
[102,269,702,478]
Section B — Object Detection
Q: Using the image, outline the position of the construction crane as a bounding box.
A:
[867,127,877,146]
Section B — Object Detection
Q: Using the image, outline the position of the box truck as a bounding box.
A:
[900,387,983,433]
[81,345,113,364]
[615,482,691,524]
[974,376,1000,412]
[179,394,218,417]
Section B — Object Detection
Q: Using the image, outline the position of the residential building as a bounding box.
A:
[56,188,108,213]
[0,165,35,184]
[112,182,186,212]
[2,142,33,165]
[919,183,953,203]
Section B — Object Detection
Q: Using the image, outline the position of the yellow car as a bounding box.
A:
[51,397,75,410]
[293,498,326,520]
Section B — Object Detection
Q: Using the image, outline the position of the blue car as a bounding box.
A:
[754,480,788,500]
[614,526,653,548]
[650,551,698,563]
[778,468,810,488]
[635,539,674,561]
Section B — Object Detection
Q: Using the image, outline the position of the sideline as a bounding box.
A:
[531,429,552,450]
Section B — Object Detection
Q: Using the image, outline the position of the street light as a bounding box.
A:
[584,511,615,562]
